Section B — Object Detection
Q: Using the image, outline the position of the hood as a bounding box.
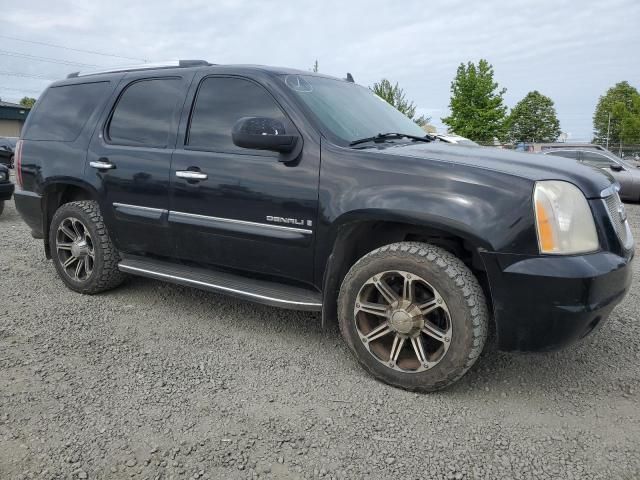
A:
[369,142,612,198]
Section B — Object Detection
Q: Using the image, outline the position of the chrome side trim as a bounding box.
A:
[113,202,167,214]
[118,264,322,308]
[169,210,313,234]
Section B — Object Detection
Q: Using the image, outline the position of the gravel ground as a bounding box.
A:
[1,192,639,480]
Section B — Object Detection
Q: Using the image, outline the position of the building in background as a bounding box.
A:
[0,101,31,137]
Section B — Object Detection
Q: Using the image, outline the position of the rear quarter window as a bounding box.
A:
[23,82,109,142]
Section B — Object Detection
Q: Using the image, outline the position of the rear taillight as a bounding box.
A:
[15,139,23,188]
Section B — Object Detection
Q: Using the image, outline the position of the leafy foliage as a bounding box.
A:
[593,81,640,145]
[371,79,430,126]
[19,97,37,108]
[507,91,561,143]
[442,59,507,143]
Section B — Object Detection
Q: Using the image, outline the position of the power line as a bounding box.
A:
[0,49,101,67]
[0,70,55,80]
[0,86,44,94]
[0,34,147,62]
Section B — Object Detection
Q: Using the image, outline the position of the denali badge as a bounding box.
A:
[266,216,313,227]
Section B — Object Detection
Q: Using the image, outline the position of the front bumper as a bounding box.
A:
[0,181,14,201]
[481,249,634,352]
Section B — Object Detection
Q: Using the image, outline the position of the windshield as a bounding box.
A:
[282,74,426,144]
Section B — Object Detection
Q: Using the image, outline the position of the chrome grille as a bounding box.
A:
[603,192,632,249]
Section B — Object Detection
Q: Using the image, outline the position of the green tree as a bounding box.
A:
[371,78,430,126]
[507,91,561,143]
[592,81,639,145]
[615,93,640,144]
[442,59,507,143]
[19,96,36,108]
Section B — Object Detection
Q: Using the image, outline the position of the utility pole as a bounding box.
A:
[606,112,611,150]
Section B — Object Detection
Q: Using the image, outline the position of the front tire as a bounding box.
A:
[49,200,125,294]
[338,242,488,392]
[0,200,4,217]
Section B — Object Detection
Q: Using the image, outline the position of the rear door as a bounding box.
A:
[87,73,193,257]
[168,74,319,284]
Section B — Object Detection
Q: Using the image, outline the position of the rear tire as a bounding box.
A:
[49,200,125,294]
[338,242,488,392]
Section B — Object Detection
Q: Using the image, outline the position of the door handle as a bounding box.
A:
[176,170,208,180]
[90,160,115,170]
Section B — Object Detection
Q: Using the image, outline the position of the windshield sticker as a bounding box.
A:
[285,75,313,93]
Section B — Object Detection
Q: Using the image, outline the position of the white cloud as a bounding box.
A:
[1,0,638,139]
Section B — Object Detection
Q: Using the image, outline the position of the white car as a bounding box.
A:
[433,134,479,147]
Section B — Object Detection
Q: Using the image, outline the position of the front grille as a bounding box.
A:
[603,192,632,249]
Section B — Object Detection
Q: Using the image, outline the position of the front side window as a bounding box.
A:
[582,151,616,167]
[546,150,579,160]
[282,74,426,144]
[108,78,182,148]
[187,77,288,153]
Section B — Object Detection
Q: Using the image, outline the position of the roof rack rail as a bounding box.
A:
[67,60,211,78]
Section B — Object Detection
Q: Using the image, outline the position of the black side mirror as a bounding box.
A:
[610,164,623,172]
[232,116,298,154]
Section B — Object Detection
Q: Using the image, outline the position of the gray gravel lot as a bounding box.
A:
[1,194,639,480]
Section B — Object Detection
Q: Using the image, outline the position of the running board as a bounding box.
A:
[118,257,323,311]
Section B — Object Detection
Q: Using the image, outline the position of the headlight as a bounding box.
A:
[533,180,599,254]
[0,171,5,181]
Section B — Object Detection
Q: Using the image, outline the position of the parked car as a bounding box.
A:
[0,137,17,168]
[434,133,479,146]
[13,61,634,392]
[0,164,14,216]
[543,148,640,202]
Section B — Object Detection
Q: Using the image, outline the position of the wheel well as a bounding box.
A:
[321,220,492,328]
[42,184,95,258]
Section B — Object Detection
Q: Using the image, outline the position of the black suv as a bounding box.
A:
[13,61,634,391]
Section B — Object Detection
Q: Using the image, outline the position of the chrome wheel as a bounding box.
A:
[354,270,452,373]
[55,217,95,282]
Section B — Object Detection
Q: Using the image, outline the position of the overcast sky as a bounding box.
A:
[1,0,638,140]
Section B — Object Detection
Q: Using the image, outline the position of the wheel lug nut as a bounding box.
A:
[437,298,442,304]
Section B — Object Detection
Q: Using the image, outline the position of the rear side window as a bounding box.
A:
[107,78,182,148]
[23,82,108,141]
[187,77,288,153]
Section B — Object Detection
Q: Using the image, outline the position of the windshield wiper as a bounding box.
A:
[349,132,434,147]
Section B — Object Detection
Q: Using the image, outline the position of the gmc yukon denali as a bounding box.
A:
[13,61,634,391]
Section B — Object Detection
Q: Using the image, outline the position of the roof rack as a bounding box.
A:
[67,60,211,78]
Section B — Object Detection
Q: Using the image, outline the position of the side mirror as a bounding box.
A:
[232,116,298,154]
[610,164,623,172]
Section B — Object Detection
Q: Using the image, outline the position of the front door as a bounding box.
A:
[87,73,192,257]
[169,75,319,284]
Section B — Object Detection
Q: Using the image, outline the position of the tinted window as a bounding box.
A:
[23,82,108,141]
[187,77,288,152]
[582,151,615,166]
[546,150,579,160]
[108,78,182,147]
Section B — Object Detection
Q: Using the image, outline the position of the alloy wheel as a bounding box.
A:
[55,217,95,282]
[354,270,452,373]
